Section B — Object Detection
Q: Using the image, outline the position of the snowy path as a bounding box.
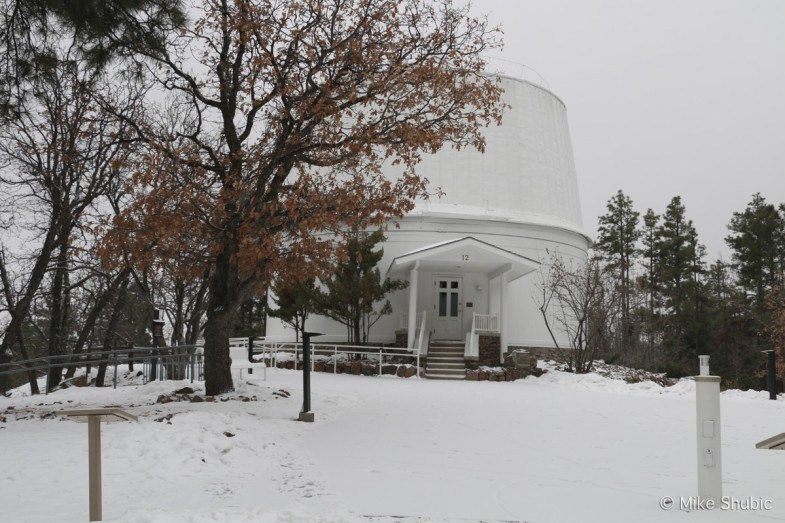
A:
[2,368,785,522]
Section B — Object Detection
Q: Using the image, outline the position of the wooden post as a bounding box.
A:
[57,409,138,522]
[88,416,102,521]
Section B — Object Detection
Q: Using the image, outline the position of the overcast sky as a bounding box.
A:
[471,0,785,261]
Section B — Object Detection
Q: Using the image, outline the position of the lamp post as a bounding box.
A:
[150,309,165,381]
[299,331,322,422]
[763,350,777,400]
[58,408,138,521]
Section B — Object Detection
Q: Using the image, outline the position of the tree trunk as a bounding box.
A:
[170,280,186,345]
[352,310,361,345]
[65,269,131,379]
[47,237,70,391]
[185,273,209,345]
[96,278,129,387]
[202,244,250,396]
[0,224,58,360]
[202,309,234,395]
[16,336,39,395]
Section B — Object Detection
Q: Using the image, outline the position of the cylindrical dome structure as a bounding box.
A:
[267,75,589,355]
[406,75,584,235]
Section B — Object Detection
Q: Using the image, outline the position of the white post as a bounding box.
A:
[499,269,509,362]
[407,263,419,349]
[695,355,722,506]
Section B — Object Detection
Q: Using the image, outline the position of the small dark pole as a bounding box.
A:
[299,331,322,422]
[764,350,777,400]
[247,336,254,374]
[150,309,165,381]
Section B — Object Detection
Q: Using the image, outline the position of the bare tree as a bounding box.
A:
[536,255,623,373]
[0,41,140,391]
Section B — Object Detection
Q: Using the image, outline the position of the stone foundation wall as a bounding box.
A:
[478,334,501,367]
[394,330,407,348]
[465,346,544,382]
[509,346,561,361]
[465,367,535,382]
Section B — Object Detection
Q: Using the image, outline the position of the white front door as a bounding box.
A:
[434,276,463,340]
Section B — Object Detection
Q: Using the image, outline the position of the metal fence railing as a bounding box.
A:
[0,345,203,394]
[1,338,425,394]
[254,341,421,376]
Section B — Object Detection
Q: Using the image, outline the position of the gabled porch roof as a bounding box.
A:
[386,236,540,282]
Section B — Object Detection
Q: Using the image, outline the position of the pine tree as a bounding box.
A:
[1,0,185,115]
[317,229,407,344]
[725,193,785,306]
[655,196,705,360]
[640,209,660,316]
[232,294,268,338]
[269,280,317,342]
[595,190,640,343]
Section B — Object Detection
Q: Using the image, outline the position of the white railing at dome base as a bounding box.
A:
[465,313,500,359]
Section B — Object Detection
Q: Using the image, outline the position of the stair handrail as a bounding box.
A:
[414,310,427,377]
[465,313,500,358]
[415,310,427,353]
[466,312,478,359]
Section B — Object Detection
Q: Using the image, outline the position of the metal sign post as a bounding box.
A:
[299,332,322,422]
[58,409,138,521]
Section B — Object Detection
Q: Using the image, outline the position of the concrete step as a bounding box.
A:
[424,372,466,380]
[427,362,465,369]
[425,363,466,374]
[428,348,464,354]
[428,355,466,365]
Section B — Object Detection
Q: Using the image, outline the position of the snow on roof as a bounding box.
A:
[407,202,591,241]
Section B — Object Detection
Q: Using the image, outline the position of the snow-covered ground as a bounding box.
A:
[2,365,785,522]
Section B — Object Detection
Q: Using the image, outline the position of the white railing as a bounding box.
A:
[465,313,500,358]
[413,310,428,377]
[473,314,499,333]
[251,341,421,375]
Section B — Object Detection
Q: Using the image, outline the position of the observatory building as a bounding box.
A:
[267,75,590,372]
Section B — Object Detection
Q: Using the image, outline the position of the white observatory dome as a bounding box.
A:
[408,75,584,235]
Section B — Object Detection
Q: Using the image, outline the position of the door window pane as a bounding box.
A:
[450,292,459,317]
[439,281,447,288]
[451,281,459,289]
[439,292,447,316]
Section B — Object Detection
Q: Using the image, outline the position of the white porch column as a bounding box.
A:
[499,269,509,362]
[407,262,419,349]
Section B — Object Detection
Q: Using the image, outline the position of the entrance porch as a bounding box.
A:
[387,237,539,368]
